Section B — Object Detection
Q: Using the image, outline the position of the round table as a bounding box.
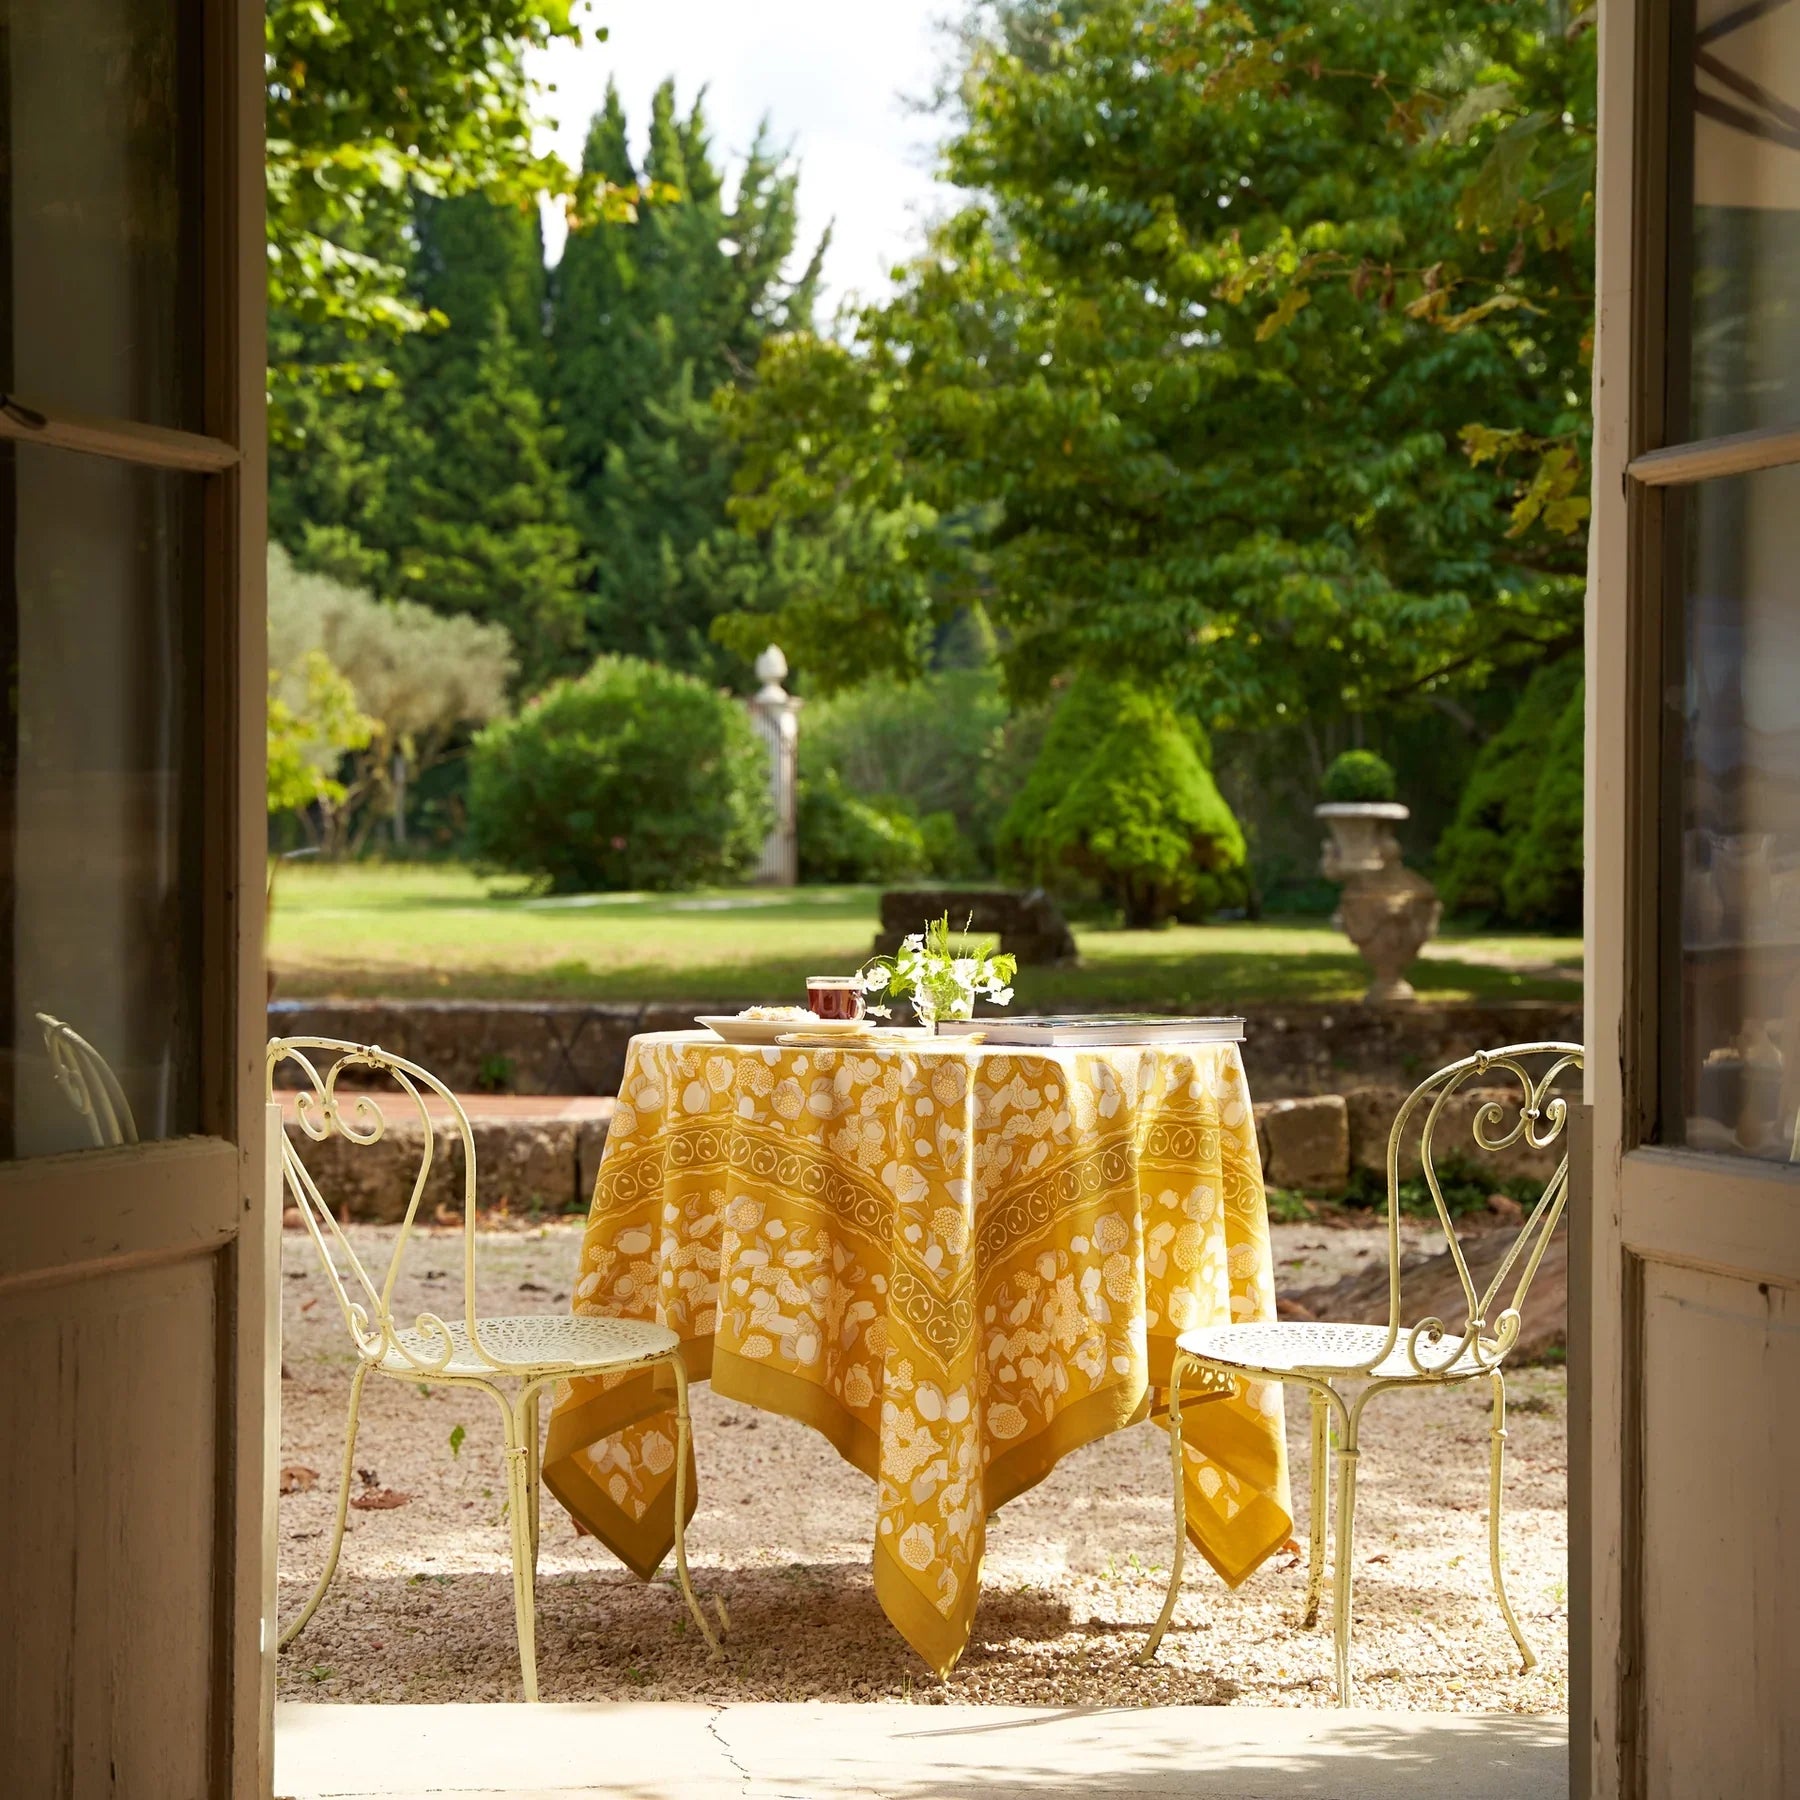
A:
[543,1030,1292,1676]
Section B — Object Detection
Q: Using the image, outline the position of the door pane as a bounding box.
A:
[0,0,202,430]
[1684,0,1800,439]
[1669,462,1800,1159]
[0,440,204,1158]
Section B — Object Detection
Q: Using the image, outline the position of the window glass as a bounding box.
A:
[0,0,202,429]
[1669,462,1800,1159]
[1686,0,1800,439]
[0,441,204,1157]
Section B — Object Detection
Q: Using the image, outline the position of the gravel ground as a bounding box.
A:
[276,1216,1566,1711]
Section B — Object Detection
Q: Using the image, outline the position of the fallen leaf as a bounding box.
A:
[1367,1552,1389,1564]
[280,1465,319,1495]
[351,1488,411,1511]
[518,1280,548,1294]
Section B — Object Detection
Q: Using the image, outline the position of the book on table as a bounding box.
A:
[935,1015,1245,1047]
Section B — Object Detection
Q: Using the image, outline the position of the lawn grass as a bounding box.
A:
[269,862,1583,1007]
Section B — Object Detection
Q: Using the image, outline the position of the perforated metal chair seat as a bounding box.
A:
[1178,1320,1499,1383]
[380,1313,679,1378]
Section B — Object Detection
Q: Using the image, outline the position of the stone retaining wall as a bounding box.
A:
[284,1082,1561,1222]
[1256,1084,1569,1196]
[279,1098,614,1224]
[269,997,1583,1102]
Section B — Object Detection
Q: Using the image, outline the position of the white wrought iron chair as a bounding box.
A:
[37,1011,138,1147]
[1139,1040,1581,1704]
[268,1035,721,1700]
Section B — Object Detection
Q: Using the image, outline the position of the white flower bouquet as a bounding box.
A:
[860,913,1017,1032]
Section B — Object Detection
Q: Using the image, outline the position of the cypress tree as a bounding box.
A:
[551,79,824,680]
[386,194,585,685]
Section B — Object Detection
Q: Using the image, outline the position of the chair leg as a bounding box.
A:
[1137,1354,1191,1665]
[1303,1386,1330,1630]
[668,1355,722,1657]
[1487,1369,1537,1673]
[1330,1416,1362,1706]
[525,1387,542,1580]
[497,1391,540,1702]
[280,1359,370,1650]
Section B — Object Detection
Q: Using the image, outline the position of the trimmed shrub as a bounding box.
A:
[1436,655,1582,921]
[919,809,980,879]
[796,767,928,883]
[1502,675,1584,927]
[1320,749,1398,804]
[468,656,771,891]
[997,675,1249,927]
[801,664,1013,869]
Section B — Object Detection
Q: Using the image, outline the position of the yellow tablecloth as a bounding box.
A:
[543,1030,1291,1675]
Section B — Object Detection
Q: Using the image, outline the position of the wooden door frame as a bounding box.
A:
[216,0,274,1787]
[1587,2,1800,1793]
[1585,0,1648,1784]
[0,0,270,1791]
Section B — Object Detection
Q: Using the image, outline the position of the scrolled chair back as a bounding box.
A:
[267,1034,510,1376]
[1377,1040,1583,1380]
[36,1012,138,1148]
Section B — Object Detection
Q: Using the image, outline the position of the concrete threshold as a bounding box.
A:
[276,1701,1567,1800]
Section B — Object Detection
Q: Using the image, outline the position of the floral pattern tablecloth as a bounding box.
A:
[542,1030,1291,1675]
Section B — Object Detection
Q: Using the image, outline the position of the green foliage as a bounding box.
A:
[919,810,981,880]
[265,0,633,429]
[1341,1154,1541,1220]
[272,193,585,687]
[722,0,1593,740]
[796,769,928,885]
[1321,751,1399,804]
[998,676,1249,927]
[268,546,516,853]
[1436,655,1582,922]
[1502,672,1584,927]
[800,657,1015,869]
[267,650,375,819]
[386,198,585,686]
[467,656,772,892]
[552,82,824,680]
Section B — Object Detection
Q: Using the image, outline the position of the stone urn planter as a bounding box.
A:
[1316,801,1442,1006]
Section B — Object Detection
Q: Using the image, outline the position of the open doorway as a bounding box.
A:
[262,0,1586,1776]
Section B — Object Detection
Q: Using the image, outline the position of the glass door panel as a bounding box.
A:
[1683,0,1800,438]
[0,0,203,429]
[0,439,204,1158]
[1668,461,1800,1158]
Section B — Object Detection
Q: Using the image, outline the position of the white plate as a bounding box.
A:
[697,1013,857,1045]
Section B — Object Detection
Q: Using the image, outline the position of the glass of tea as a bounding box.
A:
[806,976,864,1021]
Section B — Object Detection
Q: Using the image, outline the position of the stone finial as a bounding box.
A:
[747,647,800,884]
